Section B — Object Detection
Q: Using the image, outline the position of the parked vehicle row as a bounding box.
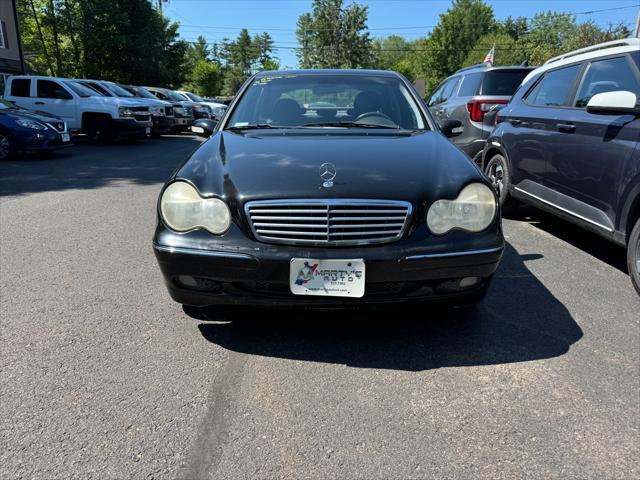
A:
[0,74,228,157]
[430,38,640,295]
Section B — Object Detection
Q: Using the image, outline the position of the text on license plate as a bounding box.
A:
[289,258,365,298]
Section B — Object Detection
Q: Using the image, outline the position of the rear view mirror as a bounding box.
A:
[586,91,640,116]
[191,119,217,137]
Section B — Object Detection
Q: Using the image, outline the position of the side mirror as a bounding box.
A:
[440,119,464,138]
[190,119,217,137]
[586,91,640,116]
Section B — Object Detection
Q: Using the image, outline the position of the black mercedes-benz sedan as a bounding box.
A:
[153,69,504,308]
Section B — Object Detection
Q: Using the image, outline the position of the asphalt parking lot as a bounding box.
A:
[1,136,638,479]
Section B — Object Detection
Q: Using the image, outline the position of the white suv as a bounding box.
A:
[4,76,153,142]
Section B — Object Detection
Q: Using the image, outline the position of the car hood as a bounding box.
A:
[175,130,484,208]
[0,108,63,124]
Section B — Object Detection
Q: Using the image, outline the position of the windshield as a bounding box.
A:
[103,82,134,97]
[165,89,188,102]
[128,86,157,99]
[185,92,204,102]
[226,73,427,130]
[64,80,99,97]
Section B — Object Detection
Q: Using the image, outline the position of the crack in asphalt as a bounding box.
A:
[179,343,248,480]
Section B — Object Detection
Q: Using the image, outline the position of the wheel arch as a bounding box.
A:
[619,179,640,244]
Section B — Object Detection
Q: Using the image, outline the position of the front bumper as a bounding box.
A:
[172,116,194,131]
[17,129,73,152]
[113,118,152,139]
[151,116,175,135]
[153,223,504,307]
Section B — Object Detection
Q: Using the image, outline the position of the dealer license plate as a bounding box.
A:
[61,132,70,142]
[145,127,151,134]
[290,258,365,298]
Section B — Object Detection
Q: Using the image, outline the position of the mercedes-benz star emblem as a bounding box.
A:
[319,163,337,188]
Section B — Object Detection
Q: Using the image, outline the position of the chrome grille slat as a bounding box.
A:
[245,199,412,246]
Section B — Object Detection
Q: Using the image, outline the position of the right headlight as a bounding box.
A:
[426,183,497,235]
[160,181,231,234]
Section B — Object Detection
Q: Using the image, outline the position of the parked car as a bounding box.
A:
[144,86,208,126]
[0,98,72,160]
[482,39,640,294]
[4,75,152,143]
[175,90,227,120]
[153,69,504,309]
[76,79,175,137]
[427,64,534,164]
[121,84,193,133]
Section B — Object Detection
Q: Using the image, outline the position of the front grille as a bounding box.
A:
[245,199,412,246]
[47,121,65,132]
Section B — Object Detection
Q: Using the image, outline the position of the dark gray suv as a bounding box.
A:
[427,64,534,164]
[482,39,640,295]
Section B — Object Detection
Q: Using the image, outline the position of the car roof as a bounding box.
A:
[522,38,640,84]
[451,64,535,76]
[254,69,402,78]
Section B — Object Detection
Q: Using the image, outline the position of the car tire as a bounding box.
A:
[484,153,518,215]
[86,117,115,144]
[627,217,640,296]
[0,131,16,161]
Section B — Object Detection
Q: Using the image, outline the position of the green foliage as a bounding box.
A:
[17,0,188,86]
[413,0,497,94]
[296,0,374,69]
[462,33,526,67]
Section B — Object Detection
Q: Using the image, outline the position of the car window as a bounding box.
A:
[428,81,447,106]
[525,64,581,107]
[480,70,530,96]
[227,73,427,130]
[63,80,97,97]
[457,73,482,97]
[429,77,459,106]
[37,80,72,100]
[574,56,640,108]
[10,78,31,97]
[153,90,167,100]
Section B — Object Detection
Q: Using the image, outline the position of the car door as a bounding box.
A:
[33,79,76,125]
[507,63,583,189]
[546,54,640,230]
[427,76,460,124]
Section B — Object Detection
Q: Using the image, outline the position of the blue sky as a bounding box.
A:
[165,0,640,68]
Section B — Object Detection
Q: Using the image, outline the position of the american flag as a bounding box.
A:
[484,45,495,65]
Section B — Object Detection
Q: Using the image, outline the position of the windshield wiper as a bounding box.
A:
[302,121,400,129]
[227,123,285,130]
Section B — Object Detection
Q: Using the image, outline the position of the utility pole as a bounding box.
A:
[634,9,639,38]
[11,0,26,74]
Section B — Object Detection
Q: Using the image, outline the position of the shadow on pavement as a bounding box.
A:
[192,242,583,371]
[0,135,202,198]
[505,205,628,274]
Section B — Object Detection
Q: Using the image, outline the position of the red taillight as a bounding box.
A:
[466,99,508,122]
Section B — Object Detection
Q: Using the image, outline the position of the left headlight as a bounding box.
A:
[160,181,231,234]
[426,183,497,235]
[16,119,47,130]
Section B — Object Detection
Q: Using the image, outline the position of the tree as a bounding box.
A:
[17,0,189,85]
[413,0,496,94]
[515,11,576,65]
[296,0,374,69]
[462,33,526,67]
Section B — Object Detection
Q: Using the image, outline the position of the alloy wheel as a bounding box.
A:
[636,236,640,276]
[0,134,10,160]
[488,160,505,195]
